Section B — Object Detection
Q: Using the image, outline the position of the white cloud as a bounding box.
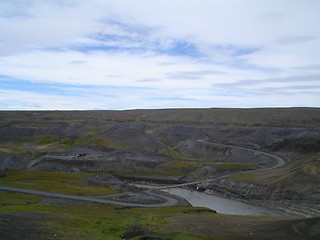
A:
[0,0,319,109]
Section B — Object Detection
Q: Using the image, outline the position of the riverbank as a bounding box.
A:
[162,187,294,217]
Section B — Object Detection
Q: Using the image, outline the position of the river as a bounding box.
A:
[162,188,287,217]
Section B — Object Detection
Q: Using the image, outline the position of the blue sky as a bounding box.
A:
[0,0,320,110]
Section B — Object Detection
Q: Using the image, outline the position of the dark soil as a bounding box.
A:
[166,215,320,240]
[1,109,320,217]
[0,212,57,240]
[121,225,165,240]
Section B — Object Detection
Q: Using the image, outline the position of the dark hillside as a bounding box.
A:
[0,108,320,217]
[1,107,319,127]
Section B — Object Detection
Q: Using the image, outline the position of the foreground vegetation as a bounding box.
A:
[0,191,201,240]
[0,169,117,196]
[0,170,319,239]
[1,189,319,240]
[0,109,319,239]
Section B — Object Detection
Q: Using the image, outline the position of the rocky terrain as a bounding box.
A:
[0,108,320,218]
[1,108,320,239]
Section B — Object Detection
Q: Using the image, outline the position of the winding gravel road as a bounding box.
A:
[153,140,286,190]
[0,140,285,208]
[197,140,286,169]
[0,185,177,207]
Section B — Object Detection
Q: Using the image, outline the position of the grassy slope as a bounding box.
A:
[231,153,320,194]
[0,190,319,240]
[1,108,320,239]
[1,109,319,194]
[0,135,122,153]
[0,169,117,196]
[0,169,318,239]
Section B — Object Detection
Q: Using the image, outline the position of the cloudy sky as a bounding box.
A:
[1,0,320,110]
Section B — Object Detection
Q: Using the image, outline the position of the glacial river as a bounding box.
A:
[162,188,287,217]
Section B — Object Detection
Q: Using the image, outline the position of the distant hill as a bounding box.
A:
[1,107,320,127]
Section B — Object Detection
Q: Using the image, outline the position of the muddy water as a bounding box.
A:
[162,188,285,217]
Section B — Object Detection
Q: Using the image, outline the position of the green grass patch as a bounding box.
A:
[34,135,60,145]
[158,137,172,147]
[44,135,122,149]
[0,197,280,240]
[60,137,74,146]
[0,146,25,153]
[149,160,200,176]
[0,191,42,206]
[14,135,123,151]
[88,137,107,146]
[106,169,186,177]
[0,200,212,240]
[18,136,31,142]
[202,161,256,170]
[159,149,183,159]
[73,136,86,146]
[102,160,201,177]
[86,126,101,135]
[214,162,255,170]
[0,168,286,240]
[87,137,122,149]
[170,160,200,169]
[0,169,118,196]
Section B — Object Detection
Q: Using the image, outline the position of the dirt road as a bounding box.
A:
[0,140,285,207]
[155,140,286,190]
[0,185,177,207]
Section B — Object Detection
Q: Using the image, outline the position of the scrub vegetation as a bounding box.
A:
[0,109,320,239]
[0,169,117,196]
[0,135,122,153]
[1,191,319,240]
[205,162,256,170]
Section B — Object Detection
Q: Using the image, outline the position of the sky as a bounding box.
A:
[0,0,320,110]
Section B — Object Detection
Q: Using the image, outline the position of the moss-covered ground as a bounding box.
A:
[0,169,319,240]
[0,190,216,240]
[0,169,117,196]
[1,190,318,240]
[0,134,123,153]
